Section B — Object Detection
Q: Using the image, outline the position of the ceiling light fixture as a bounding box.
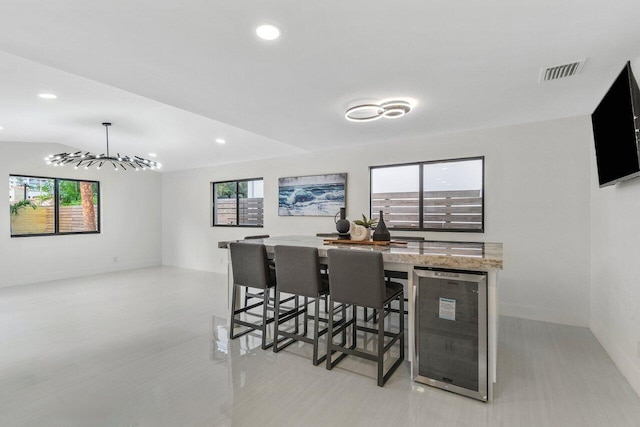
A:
[0,126,4,130]
[38,93,57,99]
[148,152,157,157]
[256,24,280,40]
[345,99,412,123]
[45,122,161,171]
[215,138,226,144]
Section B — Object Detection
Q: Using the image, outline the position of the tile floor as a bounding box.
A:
[1,266,639,426]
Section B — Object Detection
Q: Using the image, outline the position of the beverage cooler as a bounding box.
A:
[413,268,488,401]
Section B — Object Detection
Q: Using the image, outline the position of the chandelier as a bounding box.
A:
[45,122,161,171]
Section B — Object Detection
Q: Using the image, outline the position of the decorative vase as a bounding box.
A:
[372,210,391,241]
[335,207,350,240]
[351,224,370,241]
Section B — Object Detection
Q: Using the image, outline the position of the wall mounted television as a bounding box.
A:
[591,60,640,187]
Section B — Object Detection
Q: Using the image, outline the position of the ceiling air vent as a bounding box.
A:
[539,59,586,83]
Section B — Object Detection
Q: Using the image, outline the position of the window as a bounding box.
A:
[212,178,264,227]
[370,157,484,232]
[9,175,100,237]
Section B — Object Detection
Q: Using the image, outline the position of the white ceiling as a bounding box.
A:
[0,0,639,172]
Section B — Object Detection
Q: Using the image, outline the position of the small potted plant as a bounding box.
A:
[351,214,378,241]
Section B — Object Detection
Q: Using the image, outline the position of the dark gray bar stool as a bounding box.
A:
[229,242,281,350]
[243,235,271,306]
[273,245,335,365]
[326,249,405,387]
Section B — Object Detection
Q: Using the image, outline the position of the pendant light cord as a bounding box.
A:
[104,123,110,158]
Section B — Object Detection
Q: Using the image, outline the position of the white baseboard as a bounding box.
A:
[0,259,162,289]
[590,320,640,399]
[499,301,589,327]
[160,261,226,275]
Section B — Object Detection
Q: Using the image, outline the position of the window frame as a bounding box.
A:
[369,156,485,233]
[9,174,101,238]
[211,177,264,228]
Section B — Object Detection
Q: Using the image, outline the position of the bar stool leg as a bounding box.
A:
[341,303,347,346]
[326,300,335,369]
[262,288,271,350]
[377,305,385,387]
[351,305,357,348]
[273,289,281,352]
[312,296,322,365]
[303,296,309,337]
[400,294,405,361]
[293,295,300,335]
[230,283,237,338]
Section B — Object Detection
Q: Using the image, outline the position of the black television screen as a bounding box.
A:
[591,61,640,187]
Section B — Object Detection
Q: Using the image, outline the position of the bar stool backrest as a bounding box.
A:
[274,245,323,298]
[229,242,273,289]
[328,249,386,309]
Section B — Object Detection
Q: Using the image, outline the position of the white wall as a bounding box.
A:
[0,142,162,287]
[590,153,640,396]
[162,116,593,327]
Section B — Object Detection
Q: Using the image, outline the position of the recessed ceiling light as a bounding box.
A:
[256,24,280,41]
[148,153,157,157]
[0,126,4,130]
[38,93,57,99]
[216,138,226,144]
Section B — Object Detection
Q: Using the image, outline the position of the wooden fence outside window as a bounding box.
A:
[215,198,264,226]
[10,205,99,235]
[371,190,482,230]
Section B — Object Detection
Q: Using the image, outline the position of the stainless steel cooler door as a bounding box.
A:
[413,269,488,401]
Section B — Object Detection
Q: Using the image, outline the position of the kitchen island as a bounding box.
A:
[220,235,503,399]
